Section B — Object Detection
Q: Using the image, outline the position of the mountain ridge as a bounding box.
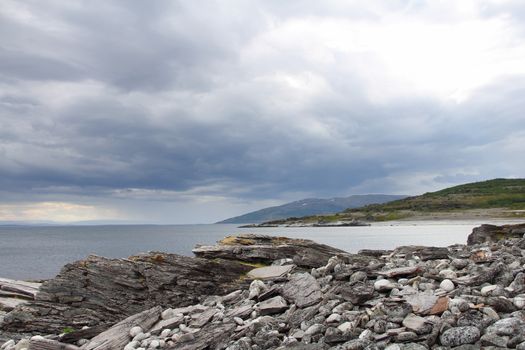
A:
[217,194,408,224]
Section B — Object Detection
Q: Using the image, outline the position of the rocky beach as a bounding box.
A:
[2,223,525,349]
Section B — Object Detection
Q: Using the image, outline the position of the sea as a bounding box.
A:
[0,220,522,280]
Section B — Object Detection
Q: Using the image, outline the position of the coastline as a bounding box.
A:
[1,223,525,349]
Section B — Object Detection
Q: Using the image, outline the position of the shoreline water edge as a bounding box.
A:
[1,223,525,349]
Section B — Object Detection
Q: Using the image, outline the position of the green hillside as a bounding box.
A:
[263,179,525,225]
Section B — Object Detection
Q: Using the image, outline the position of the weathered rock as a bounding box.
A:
[280,273,322,308]
[439,326,480,347]
[27,339,80,350]
[83,306,161,350]
[247,265,294,279]
[339,282,375,305]
[467,223,525,245]
[193,234,351,268]
[1,252,251,334]
[257,296,287,315]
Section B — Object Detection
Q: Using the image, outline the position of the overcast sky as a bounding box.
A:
[1,0,525,223]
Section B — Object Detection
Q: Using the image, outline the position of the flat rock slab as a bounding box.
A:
[0,278,41,299]
[377,266,422,278]
[0,297,28,311]
[405,294,449,315]
[247,265,294,279]
[258,296,288,315]
[280,273,323,308]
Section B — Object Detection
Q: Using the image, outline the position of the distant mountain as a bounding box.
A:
[266,178,525,225]
[217,194,408,224]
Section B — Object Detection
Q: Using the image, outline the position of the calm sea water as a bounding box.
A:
[0,220,521,280]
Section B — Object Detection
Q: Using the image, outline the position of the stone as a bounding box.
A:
[340,282,375,305]
[280,273,322,308]
[438,269,457,280]
[326,313,341,324]
[377,266,421,278]
[439,279,454,292]
[405,294,449,315]
[193,234,352,268]
[248,280,267,300]
[480,333,508,347]
[439,326,481,347]
[374,279,396,292]
[257,296,287,316]
[481,285,498,296]
[247,265,294,279]
[467,223,525,245]
[129,326,143,338]
[402,314,427,333]
[149,315,184,335]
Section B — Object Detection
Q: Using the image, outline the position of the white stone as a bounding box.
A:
[14,339,29,350]
[374,279,396,292]
[124,343,137,350]
[149,340,160,348]
[248,280,267,299]
[337,321,355,333]
[514,296,525,309]
[481,285,498,296]
[30,336,44,341]
[440,279,455,292]
[130,326,143,338]
[160,329,171,338]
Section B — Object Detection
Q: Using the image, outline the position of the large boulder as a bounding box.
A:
[193,234,351,268]
[467,223,525,245]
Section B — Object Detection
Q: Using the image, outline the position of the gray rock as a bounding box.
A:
[439,326,480,347]
[247,265,294,279]
[340,282,375,305]
[280,273,322,308]
[257,296,288,316]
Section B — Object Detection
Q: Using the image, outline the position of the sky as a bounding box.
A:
[1,0,525,224]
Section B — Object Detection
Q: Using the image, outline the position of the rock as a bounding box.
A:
[129,326,142,338]
[467,223,525,245]
[1,252,252,334]
[27,339,80,349]
[481,285,498,296]
[377,266,421,278]
[326,313,341,324]
[247,265,294,279]
[193,234,352,268]
[339,282,375,305]
[248,280,267,300]
[439,279,454,292]
[149,314,184,335]
[83,306,161,350]
[257,296,287,315]
[402,314,428,333]
[374,279,396,292]
[280,273,322,308]
[439,326,481,347]
[480,333,508,347]
[438,269,457,280]
[405,294,449,315]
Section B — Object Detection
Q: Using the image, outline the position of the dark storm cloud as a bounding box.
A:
[1,0,525,222]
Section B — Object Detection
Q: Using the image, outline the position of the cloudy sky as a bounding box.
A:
[1,0,525,223]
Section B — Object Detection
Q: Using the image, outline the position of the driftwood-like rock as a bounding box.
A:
[467,223,525,245]
[192,234,351,268]
[1,252,251,334]
[82,306,161,350]
[28,339,80,350]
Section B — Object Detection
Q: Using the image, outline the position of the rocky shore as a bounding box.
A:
[2,223,525,349]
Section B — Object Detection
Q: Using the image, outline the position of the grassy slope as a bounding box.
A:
[266,178,525,224]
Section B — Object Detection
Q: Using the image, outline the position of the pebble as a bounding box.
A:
[439,279,455,292]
